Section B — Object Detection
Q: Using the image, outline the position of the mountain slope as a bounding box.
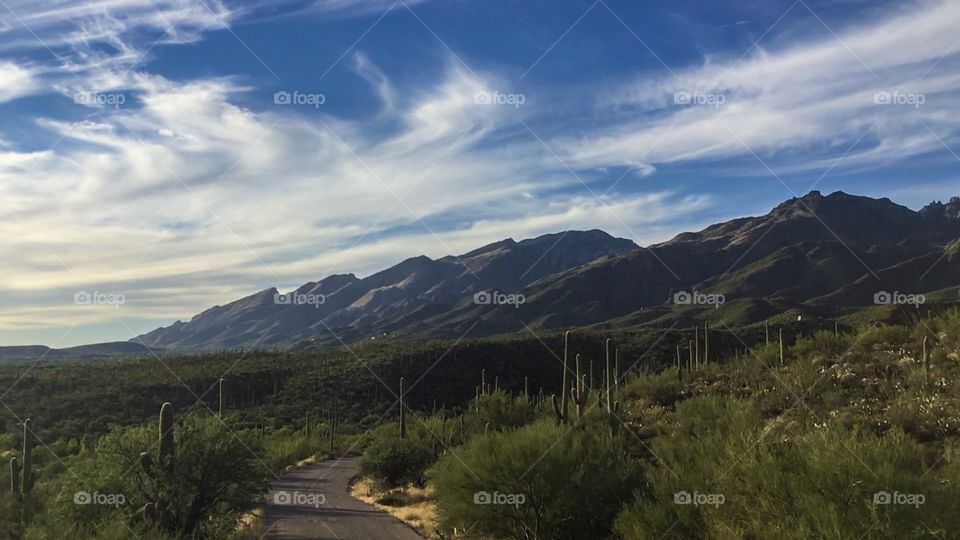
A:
[133,191,960,350]
[419,191,960,337]
[134,230,638,349]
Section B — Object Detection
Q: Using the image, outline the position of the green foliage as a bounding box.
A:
[621,369,683,407]
[790,330,851,361]
[472,390,538,431]
[360,428,434,487]
[616,396,960,539]
[56,414,271,539]
[431,418,641,540]
[261,428,331,472]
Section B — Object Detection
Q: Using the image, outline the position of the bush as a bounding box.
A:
[54,414,271,539]
[615,395,960,539]
[472,391,538,431]
[360,435,434,487]
[431,418,641,540]
[622,369,683,407]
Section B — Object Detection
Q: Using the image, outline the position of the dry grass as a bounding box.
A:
[235,507,264,538]
[352,478,437,538]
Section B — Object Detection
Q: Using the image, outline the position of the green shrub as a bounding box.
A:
[615,395,960,539]
[360,435,434,487]
[431,418,641,540]
[54,414,271,539]
[472,391,538,431]
[791,330,851,361]
[622,369,683,407]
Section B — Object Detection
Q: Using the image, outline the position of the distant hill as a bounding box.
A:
[127,191,960,351]
[0,341,164,362]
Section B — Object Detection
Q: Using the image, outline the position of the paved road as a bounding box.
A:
[262,457,424,540]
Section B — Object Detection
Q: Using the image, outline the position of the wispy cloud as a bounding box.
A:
[571,0,960,172]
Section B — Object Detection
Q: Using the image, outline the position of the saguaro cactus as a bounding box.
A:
[676,344,683,382]
[694,326,700,367]
[553,331,571,424]
[704,322,709,366]
[21,419,34,494]
[219,378,226,418]
[159,402,175,472]
[399,377,407,439]
[779,329,784,364]
[10,457,19,494]
[605,339,613,411]
[571,353,584,418]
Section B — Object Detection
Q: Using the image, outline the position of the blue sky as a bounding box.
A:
[0,0,958,346]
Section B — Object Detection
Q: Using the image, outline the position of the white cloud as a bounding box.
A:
[0,61,39,101]
[297,0,435,18]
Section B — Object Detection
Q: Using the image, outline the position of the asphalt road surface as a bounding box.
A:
[262,457,424,540]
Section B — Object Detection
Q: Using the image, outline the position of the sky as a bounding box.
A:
[0,0,958,347]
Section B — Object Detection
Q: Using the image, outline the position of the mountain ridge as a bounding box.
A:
[6,190,949,355]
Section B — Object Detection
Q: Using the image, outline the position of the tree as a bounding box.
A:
[58,414,271,539]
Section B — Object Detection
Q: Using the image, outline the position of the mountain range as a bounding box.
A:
[124,191,960,352]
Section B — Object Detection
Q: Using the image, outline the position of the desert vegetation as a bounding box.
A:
[1,309,959,538]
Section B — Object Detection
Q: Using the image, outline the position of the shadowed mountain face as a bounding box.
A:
[131,191,960,351]
[133,230,638,350]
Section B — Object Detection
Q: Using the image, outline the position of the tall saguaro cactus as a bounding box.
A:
[219,378,226,418]
[20,419,34,494]
[605,339,613,411]
[694,326,700,367]
[399,377,407,439]
[10,457,19,494]
[553,331,571,424]
[159,403,175,472]
[571,353,584,418]
[779,329,784,364]
[140,402,175,525]
[704,322,709,366]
